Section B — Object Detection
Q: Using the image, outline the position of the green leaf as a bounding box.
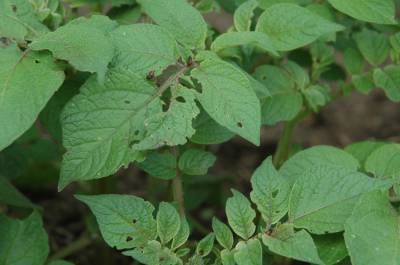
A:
[126,242,182,265]
[343,47,364,75]
[0,175,34,208]
[0,0,49,41]
[172,217,190,249]
[221,249,236,265]
[226,189,256,240]
[0,44,64,151]
[313,234,348,265]
[179,149,216,176]
[196,233,215,257]
[344,190,400,265]
[306,3,338,42]
[279,145,360,184]
[345,141,386,170]
[234,239,262,265]
[123,240,161,265]
[138,0,207,49]
[48,261,75,265]
[250,157,289,225]
[0,212,49,265]
[133,85,200,151]
[212,217,234,250]
[262,224,323,265]
[327,0,396,25]
[352,72,375,95]
[256,4,344,51]
[289,166,390,234]
[76,194,157,249]
[373,65,400,102]
[191,111,235,145]
[303,85,330,112]
[108,6,142,25]
[138,152,177,180]
[257,0,296,9]
[234,0,258,32]
[253,64,303,125]
[30,15,117,82]
[354,29,390,66]
[211,32,278,56]
[111,24,179,76]
[59,68,160,190]
[157,202,181,244]
[365,143,400,181]
[191,58,261,145]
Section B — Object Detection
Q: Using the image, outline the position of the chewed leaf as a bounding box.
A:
[76,194,157,250]
[191,58,261,145]
[60,68,161,190]
[133,85,200,151]
[250,157,290,226]
[30,15,117,82]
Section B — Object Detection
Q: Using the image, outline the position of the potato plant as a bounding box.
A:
[0,0,400,265]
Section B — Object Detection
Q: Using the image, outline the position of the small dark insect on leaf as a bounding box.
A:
[265,229,273,236]
[146,70,156,81]
[187,56,194,67]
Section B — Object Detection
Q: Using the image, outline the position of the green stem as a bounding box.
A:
[273,110,309,167]
[172,147,185,216]
[49,233,91,261]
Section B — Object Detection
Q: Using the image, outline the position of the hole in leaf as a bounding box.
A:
[126,236,133,242]
[34,59,40,64]
[237,122,243,128]
[175,96,186,103]
[132,219,137,224]
[162,99,171,112]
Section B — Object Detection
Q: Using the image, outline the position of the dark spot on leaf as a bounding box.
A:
[34,59,40,64]
[0,37,10,46]
[272,190,279,198]
[187,56,194,67]
[262,75,267,80]
[126,236,133,242]
[132,219,137,224]
[237,122,243,128]
[11,4,17,12]
[134,130,139,136]
[176,96,186,103]
[146,70,155,81]
[124,100,130,104]
[129,140,138,148]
